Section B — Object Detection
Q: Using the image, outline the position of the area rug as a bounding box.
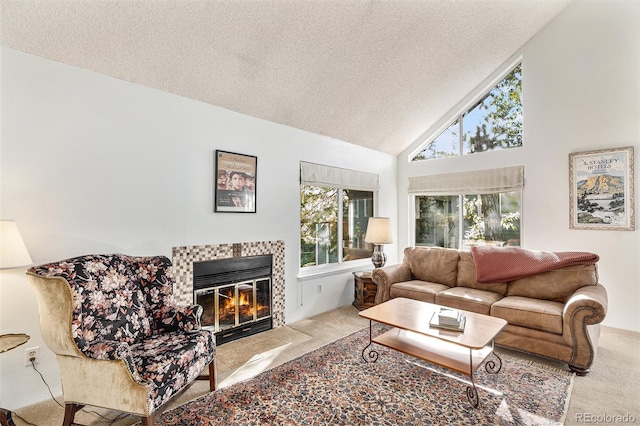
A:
[156,326,574,425]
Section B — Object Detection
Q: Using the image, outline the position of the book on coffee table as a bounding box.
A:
[430,308,466,332]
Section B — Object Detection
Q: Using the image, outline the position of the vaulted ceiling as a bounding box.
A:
[1,0,572,156]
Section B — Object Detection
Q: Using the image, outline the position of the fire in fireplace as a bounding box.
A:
[193,255,273,345]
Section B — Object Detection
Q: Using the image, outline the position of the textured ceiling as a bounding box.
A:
[1,0,571,156]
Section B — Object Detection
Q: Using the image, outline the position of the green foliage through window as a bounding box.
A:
[415,192,521,249]
[412,64,522,161]
[301,186,374,268]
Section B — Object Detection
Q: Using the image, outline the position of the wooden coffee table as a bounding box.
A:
[359,297,507,407]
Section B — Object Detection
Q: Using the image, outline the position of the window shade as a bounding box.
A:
[300,161,379,190]
[408,166,524,195]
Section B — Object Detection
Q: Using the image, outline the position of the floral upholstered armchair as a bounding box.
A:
[26,254,216,426]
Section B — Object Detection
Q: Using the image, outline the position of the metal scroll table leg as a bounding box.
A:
[466,349,480,408]
[361,320,379,363]
[484,345,503,374]
[466,344,502,407]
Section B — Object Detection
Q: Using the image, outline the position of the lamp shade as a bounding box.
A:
[364,217,393,245]
[0,220,33,269]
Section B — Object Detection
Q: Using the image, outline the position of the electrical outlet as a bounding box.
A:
[25,346,40,367]
[317,283,323,293]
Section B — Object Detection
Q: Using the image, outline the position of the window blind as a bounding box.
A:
[408,166,524,195]
[300,161,379,190]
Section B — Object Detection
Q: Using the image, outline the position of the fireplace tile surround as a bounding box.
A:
[172,240,285,328]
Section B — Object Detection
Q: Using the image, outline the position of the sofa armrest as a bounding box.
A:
[153,304,204,333]
[562,283,608,370]
[372,263,413,304]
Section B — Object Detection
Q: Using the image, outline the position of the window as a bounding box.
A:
[415,195,460,248]
[411,63,522,161]
[299,162,379,269]
[463,193,521,245]
[410,166,524,248]
[415,192,521,249]
[300,187,373,267]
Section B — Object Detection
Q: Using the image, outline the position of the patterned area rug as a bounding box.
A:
[156,326,574,425]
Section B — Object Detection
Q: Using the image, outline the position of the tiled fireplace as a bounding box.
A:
[172,241,285,343]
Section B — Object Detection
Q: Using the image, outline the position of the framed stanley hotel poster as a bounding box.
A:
[569,146,634,230]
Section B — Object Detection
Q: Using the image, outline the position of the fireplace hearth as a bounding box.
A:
[193,255,273,345]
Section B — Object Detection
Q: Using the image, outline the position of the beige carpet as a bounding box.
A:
[12,305,640,425]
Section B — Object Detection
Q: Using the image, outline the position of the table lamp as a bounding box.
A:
[0,220,33,426]
[364,217,393,268]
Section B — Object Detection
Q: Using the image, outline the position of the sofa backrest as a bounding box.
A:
[456,251,508,296]
[28,254,154,351]
[403,246,459,286]
[506,263,599,303]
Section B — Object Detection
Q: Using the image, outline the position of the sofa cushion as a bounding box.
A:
[435,287,503,315]
[506,264,599,303]
[404,247,459,287]
[389,280,449,304]
[491,296,563,335]
[456,251,507,296]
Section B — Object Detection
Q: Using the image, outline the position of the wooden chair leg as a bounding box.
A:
[209,359,217,391]
[0,407,16,426]
[197,359,217,391]
[63,403,82,426]
[141,412,155,426]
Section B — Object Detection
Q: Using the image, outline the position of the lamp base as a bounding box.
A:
[371,245,387,268]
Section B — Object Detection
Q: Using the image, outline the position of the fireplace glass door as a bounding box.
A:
[218,284,236,330]
[195,278,272,333]
[256,278,270,320]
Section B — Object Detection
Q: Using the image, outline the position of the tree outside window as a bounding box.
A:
[300,186,373,268]
[412,64,522,161]
[415,196,460,248]
[415,192,520,249]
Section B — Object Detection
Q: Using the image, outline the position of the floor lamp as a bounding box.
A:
[0,220,33,426]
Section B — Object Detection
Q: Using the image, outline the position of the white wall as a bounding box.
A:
[0,47,397,409]
[398,0,639,331]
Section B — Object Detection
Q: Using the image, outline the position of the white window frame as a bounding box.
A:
[299,162,379,277]
[410,191,524,249]
[408,57,523,162]
[409,166,524,248]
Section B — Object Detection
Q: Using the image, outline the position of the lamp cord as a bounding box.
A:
[12,359,133,425]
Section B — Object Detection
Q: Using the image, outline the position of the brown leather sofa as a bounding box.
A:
[372,246,608,375]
